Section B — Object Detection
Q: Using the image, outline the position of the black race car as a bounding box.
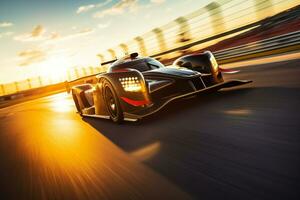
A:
[72,52,251,123]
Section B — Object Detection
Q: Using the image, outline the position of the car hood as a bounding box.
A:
[143,67,200,78]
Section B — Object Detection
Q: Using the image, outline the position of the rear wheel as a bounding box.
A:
[103,80,124,123]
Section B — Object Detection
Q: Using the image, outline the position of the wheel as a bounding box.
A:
[102,80,124,123]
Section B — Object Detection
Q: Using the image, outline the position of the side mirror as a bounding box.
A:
[181,61,192,68]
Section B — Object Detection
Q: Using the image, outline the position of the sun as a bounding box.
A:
[39,54,72,83]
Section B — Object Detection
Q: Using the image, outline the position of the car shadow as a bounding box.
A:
[82,87,254,152]
[82,86,300,199]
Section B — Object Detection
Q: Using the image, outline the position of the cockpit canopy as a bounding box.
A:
[108,53,165,73]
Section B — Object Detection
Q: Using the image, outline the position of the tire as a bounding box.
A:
[102,80,124,123]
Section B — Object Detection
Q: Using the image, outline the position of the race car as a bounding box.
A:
[71,52,251,123]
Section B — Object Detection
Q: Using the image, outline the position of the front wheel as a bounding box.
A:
[103,80,124,123]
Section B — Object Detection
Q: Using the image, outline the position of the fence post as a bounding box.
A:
[14,82,19,93]
[175,17,191,43]
[254,0,273,20]
[96,67,101,73]
[38,76,43,87]
[82,67,87,76]
[108,49,116,59]
[0,84,5,95]
[152,28,167,53]
[67,70,72,81]
[205,2,225,35]
[89,66,94,75]
[119,43,129,55]
[48,77,52,85]
[27,78,32,89]
[97,54,104,63]
[134,36,147,56]
[74,68,79,79]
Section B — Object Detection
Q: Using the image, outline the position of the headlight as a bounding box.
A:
[119,77,142,92]
[207,51,218,71]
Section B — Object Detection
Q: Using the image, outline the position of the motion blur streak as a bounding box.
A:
[0,95,190,199]
[130,142,161,161]
[224,109,252,116]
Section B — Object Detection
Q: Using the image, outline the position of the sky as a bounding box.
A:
[0,0,209,83]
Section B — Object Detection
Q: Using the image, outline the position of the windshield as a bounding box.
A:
[147,59,165,70]
[109,58,165,72]
[118,58,165,72]
[127,62,150,72]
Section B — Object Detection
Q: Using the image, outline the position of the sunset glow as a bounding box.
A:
[0,0,212,84]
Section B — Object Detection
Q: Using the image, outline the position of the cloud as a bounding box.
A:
[49,32,60,40]
[150,0,165,4]
[165,7,172,12]
[31,25,45,37]
[93,0,138,18]
[0,31,14,39]
[0,22,13,28]
[92,0,164,18]
[76,0,112,14]
[97,0,113,7]
[14,24,94,43]
[62,28,94,40]
[4,31,14,36]
[77,4,96,14]
[47,28,95,43]
[18,49,47,66]
[14,25,46,42]
[98,22,111,29]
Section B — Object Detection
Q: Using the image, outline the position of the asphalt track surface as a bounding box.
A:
[0,58,300,200]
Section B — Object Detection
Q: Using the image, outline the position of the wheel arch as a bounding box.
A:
[97,70,150,112]
[98,77,124,123]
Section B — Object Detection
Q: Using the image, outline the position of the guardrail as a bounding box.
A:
[214,30,300,61]
[97,0,299,64]
[0,0,299,98]
[0,66,103,97]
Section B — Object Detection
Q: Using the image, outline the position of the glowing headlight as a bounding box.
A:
[119,77,142,92]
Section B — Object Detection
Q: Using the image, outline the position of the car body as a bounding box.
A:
[71,52,251,123]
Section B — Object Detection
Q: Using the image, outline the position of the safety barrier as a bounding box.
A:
[214,30,300,60]
[0,0,299,97]
[0,66,102,96]
[97,0,298,63]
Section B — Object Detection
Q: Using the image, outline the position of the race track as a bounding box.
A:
[0,57,300,200]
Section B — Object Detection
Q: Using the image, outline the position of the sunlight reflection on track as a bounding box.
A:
[0,93,190,200]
